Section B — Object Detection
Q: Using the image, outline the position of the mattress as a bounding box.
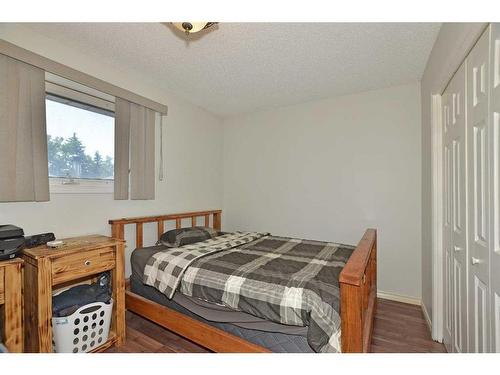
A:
[131,246,314,352]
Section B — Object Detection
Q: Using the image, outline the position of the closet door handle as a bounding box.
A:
[471,257,481,265]
[454,246,463,252]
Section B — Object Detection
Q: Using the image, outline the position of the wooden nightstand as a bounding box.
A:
[22,235,125,353]
[0,258,23,352]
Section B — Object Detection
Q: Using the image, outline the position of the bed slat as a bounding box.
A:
[157,221,164,240]
[136,223,143,248]
[213,212,221,231]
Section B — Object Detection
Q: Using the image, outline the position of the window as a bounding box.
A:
[45,74,116,194]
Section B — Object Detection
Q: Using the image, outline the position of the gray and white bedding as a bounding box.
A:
[141,231,355,353]
[131,246,308,336]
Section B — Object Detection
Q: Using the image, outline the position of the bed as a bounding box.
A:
[109,210,377,353]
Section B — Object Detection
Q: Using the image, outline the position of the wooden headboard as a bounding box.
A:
[108,210,222,248]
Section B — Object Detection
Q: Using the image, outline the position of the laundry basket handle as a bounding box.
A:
[74,299,113,316]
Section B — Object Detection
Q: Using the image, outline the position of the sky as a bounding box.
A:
[45,99,114,159]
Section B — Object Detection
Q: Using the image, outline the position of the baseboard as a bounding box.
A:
[377,291,421,306]
[421,302,433,333]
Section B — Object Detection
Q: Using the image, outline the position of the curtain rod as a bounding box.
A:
[0,39,168,115]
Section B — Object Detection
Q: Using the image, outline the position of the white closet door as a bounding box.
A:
[467,26,491,353]
[490,23,500,353]
[442,61,468,353]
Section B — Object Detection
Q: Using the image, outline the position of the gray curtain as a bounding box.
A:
[0,55,49,202]
[114,97,155,200]
[114,98,131,200]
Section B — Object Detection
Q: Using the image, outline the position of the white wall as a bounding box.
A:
[223,83,422,299]
[420,23,486,323]
[0,24,224,275]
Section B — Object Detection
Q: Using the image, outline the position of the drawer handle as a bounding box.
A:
[471,257,481,265]
[84,260,91,266]
[454,246,463,252]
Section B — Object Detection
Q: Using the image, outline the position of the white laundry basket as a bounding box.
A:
[52,299,113,353]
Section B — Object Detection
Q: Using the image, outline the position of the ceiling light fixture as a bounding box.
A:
[172,22,218,35]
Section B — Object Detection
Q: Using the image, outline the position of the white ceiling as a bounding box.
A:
[24,23,441,118]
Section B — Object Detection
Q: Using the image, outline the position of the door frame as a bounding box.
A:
[431,93,444,341]
[429,23,489,343]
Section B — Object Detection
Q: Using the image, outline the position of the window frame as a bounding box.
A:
[45,73,116,195]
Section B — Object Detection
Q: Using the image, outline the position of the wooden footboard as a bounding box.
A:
[109,210,377,353]
[339,229,377,353]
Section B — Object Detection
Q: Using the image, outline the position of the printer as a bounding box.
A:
[0,225,25,261]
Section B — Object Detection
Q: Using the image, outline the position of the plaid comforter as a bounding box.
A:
[143,232,355,353]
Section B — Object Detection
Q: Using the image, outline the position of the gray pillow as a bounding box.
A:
[157,226,218,247]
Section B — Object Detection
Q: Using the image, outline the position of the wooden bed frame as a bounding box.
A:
[109,209,377,353]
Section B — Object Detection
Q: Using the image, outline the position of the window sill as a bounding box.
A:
[49,178,114,194]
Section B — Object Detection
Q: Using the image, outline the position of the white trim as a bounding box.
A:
[422,301,433,333]
[431,93,444,342]
[377,291,421,306]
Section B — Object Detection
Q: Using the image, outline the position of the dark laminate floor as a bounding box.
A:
[370,299,446,353]
[105,298,446,353]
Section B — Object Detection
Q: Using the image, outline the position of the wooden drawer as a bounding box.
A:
[0,267,4,304]
[52,247,116,285]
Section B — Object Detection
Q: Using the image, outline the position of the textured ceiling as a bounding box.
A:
[23,23,441,117]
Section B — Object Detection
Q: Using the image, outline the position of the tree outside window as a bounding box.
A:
[47,133,114,179]
[46,97,114,181]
